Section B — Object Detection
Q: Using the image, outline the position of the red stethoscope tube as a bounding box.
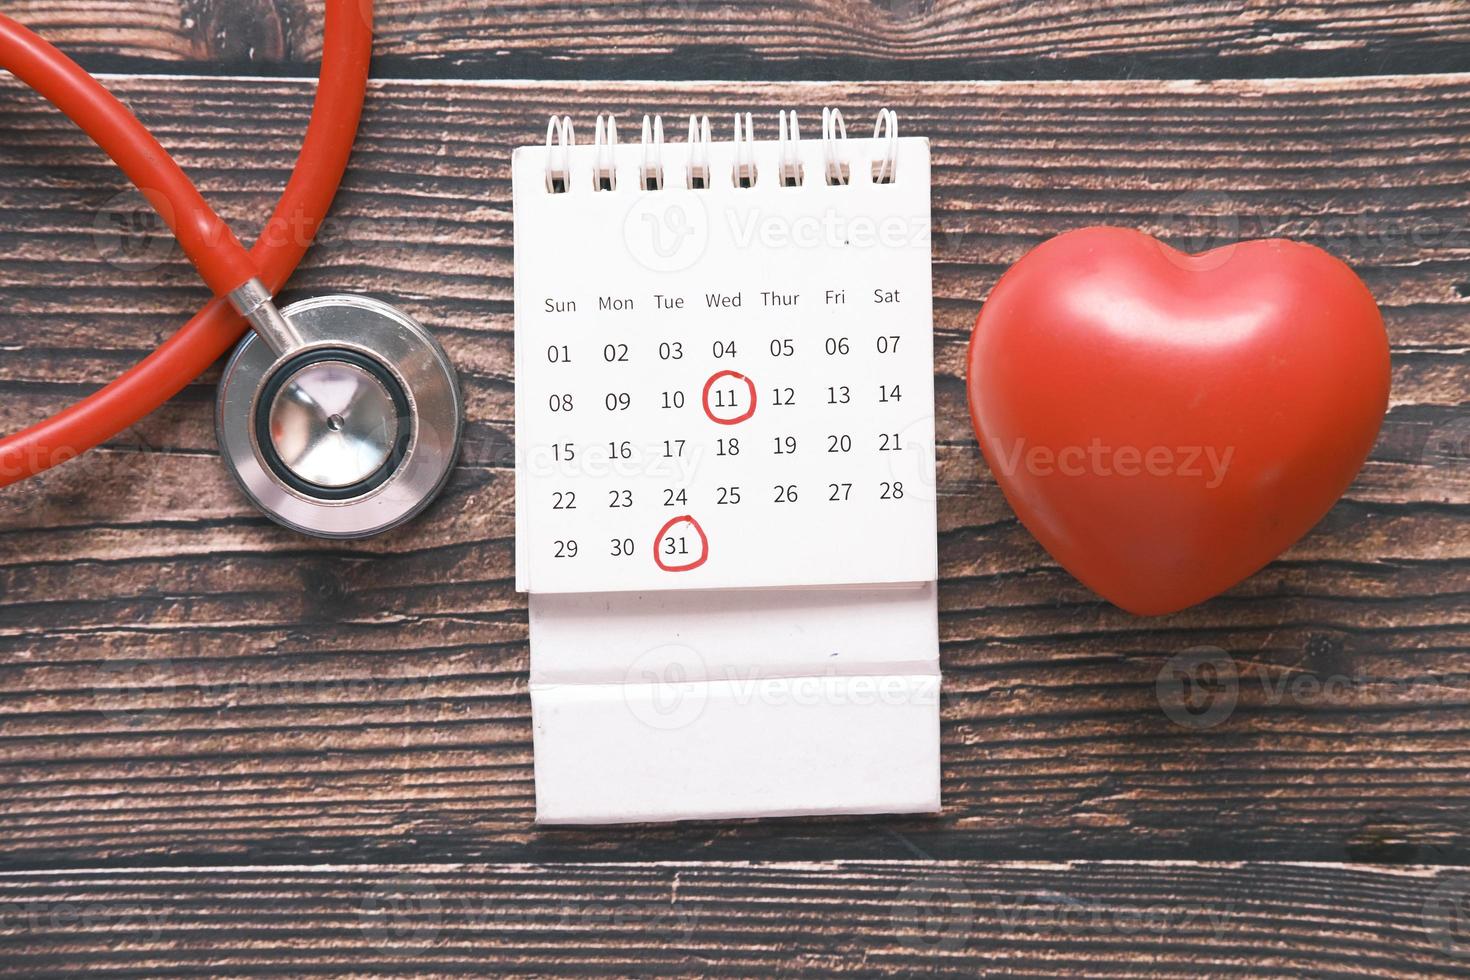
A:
[0,0,373,487]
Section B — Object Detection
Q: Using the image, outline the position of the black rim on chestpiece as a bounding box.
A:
[251,347,413,501]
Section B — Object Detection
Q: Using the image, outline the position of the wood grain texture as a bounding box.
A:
[3,862,1469,977]
[0,75,1466,869]
[5,0,1470,79]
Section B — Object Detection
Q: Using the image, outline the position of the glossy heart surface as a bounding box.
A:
[967,227,1391,616]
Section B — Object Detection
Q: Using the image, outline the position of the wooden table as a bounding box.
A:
[1,1,1467,975]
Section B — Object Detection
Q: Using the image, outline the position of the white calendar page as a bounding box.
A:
[513,131,937,594]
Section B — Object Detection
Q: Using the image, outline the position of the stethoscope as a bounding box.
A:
[0,0,460,538]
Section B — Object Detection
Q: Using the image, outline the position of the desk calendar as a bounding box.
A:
[512,111,938,595]
[514,109,941,824]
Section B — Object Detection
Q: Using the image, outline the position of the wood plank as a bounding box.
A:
[6,0,1470,79]
[0,862,1466,977]
[0,76,1466,866]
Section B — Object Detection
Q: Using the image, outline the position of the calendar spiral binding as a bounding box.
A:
[543,108,901,194]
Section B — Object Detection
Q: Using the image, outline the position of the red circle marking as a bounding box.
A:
[701,370,757,425]
[653,515,709,572]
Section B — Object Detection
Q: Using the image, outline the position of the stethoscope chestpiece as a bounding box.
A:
[216,294,462,539]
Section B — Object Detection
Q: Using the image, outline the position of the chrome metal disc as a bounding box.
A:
[266,357,400,489]
[216,294,462,539]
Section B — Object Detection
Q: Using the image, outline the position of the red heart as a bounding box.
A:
[967,227,1390,616]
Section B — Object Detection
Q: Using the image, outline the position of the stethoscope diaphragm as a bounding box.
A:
[216,293,462,539]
